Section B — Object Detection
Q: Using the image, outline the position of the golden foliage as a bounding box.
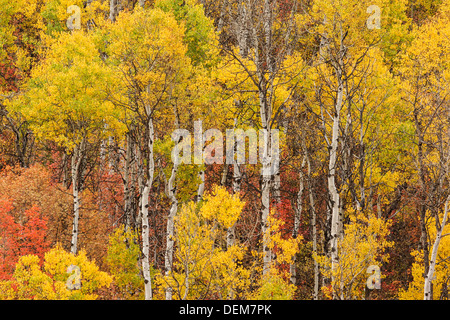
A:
[156,185,250,299]
[0,246,112,300]
[398,210,450,300]
[314,211,393,299]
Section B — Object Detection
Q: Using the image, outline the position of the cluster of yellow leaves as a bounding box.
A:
[8,29,123,150]
[106,6,189,104]
[0,246,112,300]
[156,185,250,299]
[0,0,111,90]
[246,210,302,300]
[8,5,206,153]
[314,211,393,299]
[266,210,303,266]
[307,0,410,64]
[398,210,450,300]
[105,6,212,139]
[399,0,450,107]
[0,0,43,87]
[200,184,245,228]
[400,0,450,81]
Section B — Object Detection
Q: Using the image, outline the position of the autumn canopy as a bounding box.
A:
[0,0,449,301]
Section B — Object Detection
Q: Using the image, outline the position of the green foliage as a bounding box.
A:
[106,226,144,300]
[155,0,219,67]
[250,269,296,300]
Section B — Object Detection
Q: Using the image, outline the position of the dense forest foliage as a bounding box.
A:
[0,0,449,300]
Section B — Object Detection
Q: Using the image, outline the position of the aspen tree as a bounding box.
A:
[106,7,190,299]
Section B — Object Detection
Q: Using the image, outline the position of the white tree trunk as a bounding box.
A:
[329,72,343,299]
[124,131,135,231]
[306,152,319,300]
[109,0,116,22]
[259,0,276,276]
[236,2,249,57]
[261,130,272,276]
[424,195,450,300]
[273,166,281,204]
[225,161,241,300]
[263,0,273,73]
[197,170,205,203]
[141,185,152,300]
[227,119,241,249]
[164,106,181,300]
[221,162,228,186]
[164,161,178,300]
[141,100,155,300]
[227,161,241,249]
[70,138,85,255]
[70,171,80,255]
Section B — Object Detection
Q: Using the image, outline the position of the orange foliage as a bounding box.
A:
[0,164,73,247]
[0,164,113,270]
[0,199,50,280]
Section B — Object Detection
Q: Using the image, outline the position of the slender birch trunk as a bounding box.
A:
[124,131,135,231]
[424,195,450,300]
[70,138,85,255]
[109,0,117,22]
[165,109,180,300]
[194,119,205,203]
[225,160,241,300]
[306,152,319,300]
[359,109,366,210]
[260,131,272,276]
[142,92,155,300]
[164,162,178,300]
[329,64,343,300]
[141,184,152,300]
[319,100,332,290]
[227,162,241,249]
[417,127,430,282]
[221,163,228,186]
[227,119,241,250]
[263,0,273,73]
[273,166,281,204]
[236,2,249,57]
[252,0,274,276]
[217,0,225,33]
[197,170,205,203]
